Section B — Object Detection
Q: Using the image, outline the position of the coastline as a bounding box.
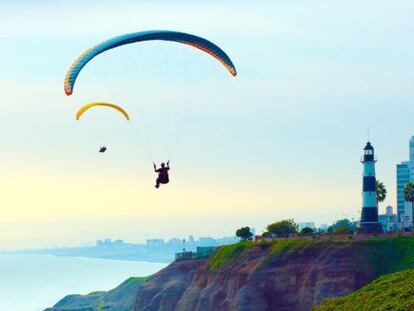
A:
[0,254,167,311]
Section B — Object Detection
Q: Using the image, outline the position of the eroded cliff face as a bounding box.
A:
[46,277,148,311]
[46,237,414,311]
[134,238,411,311]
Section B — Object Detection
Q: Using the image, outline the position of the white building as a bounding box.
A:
[378,206,398,232]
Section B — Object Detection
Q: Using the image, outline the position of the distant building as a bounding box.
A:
[298,222,316,231]
[96,238,111,247]
[196,246,218,258]
[175,246,218,261]
[146,239,164,247]
[96,238,124,247]
[175,251,195,261]
[167,238,182,247]
[378,206,398,232]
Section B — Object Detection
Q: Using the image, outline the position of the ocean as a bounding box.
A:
[0,254,167,311]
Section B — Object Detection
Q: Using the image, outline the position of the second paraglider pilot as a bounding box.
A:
[99,146,107,153]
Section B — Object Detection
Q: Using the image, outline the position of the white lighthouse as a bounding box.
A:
[359,142,382,233]
[358,142,382,233]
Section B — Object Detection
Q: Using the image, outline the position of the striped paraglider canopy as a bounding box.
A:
[64,30,237,96]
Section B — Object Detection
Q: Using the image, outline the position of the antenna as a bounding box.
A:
[367,126,370,142]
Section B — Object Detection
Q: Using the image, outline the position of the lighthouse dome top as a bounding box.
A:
[362,141,375,162]
[364,142,374,150]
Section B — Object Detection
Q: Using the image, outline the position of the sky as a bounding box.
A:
[0,0,413,249]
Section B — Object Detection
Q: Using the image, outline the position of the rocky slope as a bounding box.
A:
[46,277,147,311]
[47,236,414,311]
[134,237,414,311]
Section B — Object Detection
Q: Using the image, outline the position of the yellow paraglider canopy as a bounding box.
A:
[76,102,130,121]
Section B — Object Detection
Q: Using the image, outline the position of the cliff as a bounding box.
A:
[134,237,414,311]
[45,277,148,311]
[47,236,414,311]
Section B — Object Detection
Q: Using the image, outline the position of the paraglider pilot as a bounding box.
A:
[154,161,170,189]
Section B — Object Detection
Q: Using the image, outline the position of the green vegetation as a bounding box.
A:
[266,219,298,237]
[47,275,150,310]
[376,180,387,203]
[124,276,149,282]
[300,227,315,236]
[235,226,254,240]
[328,218,356,235]
[87,291,105,295]
[404,182,414,230]
[359,237,414,277]
[96,301,106,311]
[208,238,335,272]
[208,241,252,271]
[313,269,414,311]
[269,238,313,257]
[208,236,414,275]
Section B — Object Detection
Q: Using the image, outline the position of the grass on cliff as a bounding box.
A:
[208,236,414,273]
[208,240,251,271]
[87,276,148,296]
[313,269,414,311]
[208,238,318,271]
[47,276,150,310]
[358,237,414,277]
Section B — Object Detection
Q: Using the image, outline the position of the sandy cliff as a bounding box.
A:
[134,237,414,311]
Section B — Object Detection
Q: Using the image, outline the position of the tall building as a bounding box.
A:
[397,161,410,221]
[359,142,382,233]
[410,136,414,162]
[396,136,414,221]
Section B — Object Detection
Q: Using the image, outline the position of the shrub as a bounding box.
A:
[267,219,298,237]
[235,227,253,240]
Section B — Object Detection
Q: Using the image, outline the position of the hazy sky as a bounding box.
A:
[0,0,413,249]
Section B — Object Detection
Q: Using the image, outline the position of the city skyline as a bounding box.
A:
[1,0,414,249]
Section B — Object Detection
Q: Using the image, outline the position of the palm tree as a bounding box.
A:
[376,180,387,204]
[403,182,414,231]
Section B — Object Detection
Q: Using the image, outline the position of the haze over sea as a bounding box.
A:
[0,254,166,311]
